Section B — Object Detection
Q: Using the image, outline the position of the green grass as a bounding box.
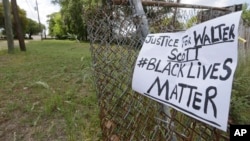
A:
[0,40,101,141]
[230,53,250,124]
[1,39,248,140]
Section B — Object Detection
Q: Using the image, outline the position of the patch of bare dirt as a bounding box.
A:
[0,40,29,51]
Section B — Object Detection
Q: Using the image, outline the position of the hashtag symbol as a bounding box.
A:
[137,58,148,68]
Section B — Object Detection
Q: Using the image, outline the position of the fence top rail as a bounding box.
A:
[112,0,231,11]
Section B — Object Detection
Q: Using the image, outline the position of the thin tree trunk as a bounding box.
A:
[11,0,26,51]
[3,0,14,53]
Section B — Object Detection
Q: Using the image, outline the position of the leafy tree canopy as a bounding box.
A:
[26,18,45,39]
[49,0,101,40]
[0,3,4,28]
[47,12,67,39]
[0,2,28,38]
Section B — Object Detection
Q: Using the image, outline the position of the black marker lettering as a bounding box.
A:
[204,86,217,118]
[220,58,232,81]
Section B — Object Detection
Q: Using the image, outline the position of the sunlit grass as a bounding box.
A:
[0,40,101,141]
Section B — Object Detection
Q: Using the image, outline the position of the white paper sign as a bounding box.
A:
[132,11,242,131]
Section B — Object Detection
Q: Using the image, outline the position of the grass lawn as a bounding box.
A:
[0,40,101,141]
[1,39,249,141]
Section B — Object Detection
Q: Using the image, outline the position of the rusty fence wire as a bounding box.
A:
[86,1,248,140]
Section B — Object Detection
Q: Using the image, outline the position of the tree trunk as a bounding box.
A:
[29,33,32,39]
[11,0,26,51]
[3,0,14,53]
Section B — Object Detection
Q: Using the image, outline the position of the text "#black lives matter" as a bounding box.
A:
[137,57,232,81]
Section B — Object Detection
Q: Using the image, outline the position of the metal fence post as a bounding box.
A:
[128,1,176,140]
[128,0,149,44]
[87,1,243,140]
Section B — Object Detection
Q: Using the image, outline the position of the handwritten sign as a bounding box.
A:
[132,11,242,131]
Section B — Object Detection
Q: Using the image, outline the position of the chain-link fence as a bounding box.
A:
[86,0,247,140]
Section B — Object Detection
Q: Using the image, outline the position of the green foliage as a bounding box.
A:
[47,12,67,39]
[186,16,198,28]
[0,3,4,28]
[49,0,101,41]
[61,0,86,38]
[231,55,250,124]
[13,6,28,37]
[242,3,250,26]
[25,18,44,39]
[61,0,86,40]
[48,0,86,40]
[0,2,28,38]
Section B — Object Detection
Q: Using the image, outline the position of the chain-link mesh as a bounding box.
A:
[86,1,246,140]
